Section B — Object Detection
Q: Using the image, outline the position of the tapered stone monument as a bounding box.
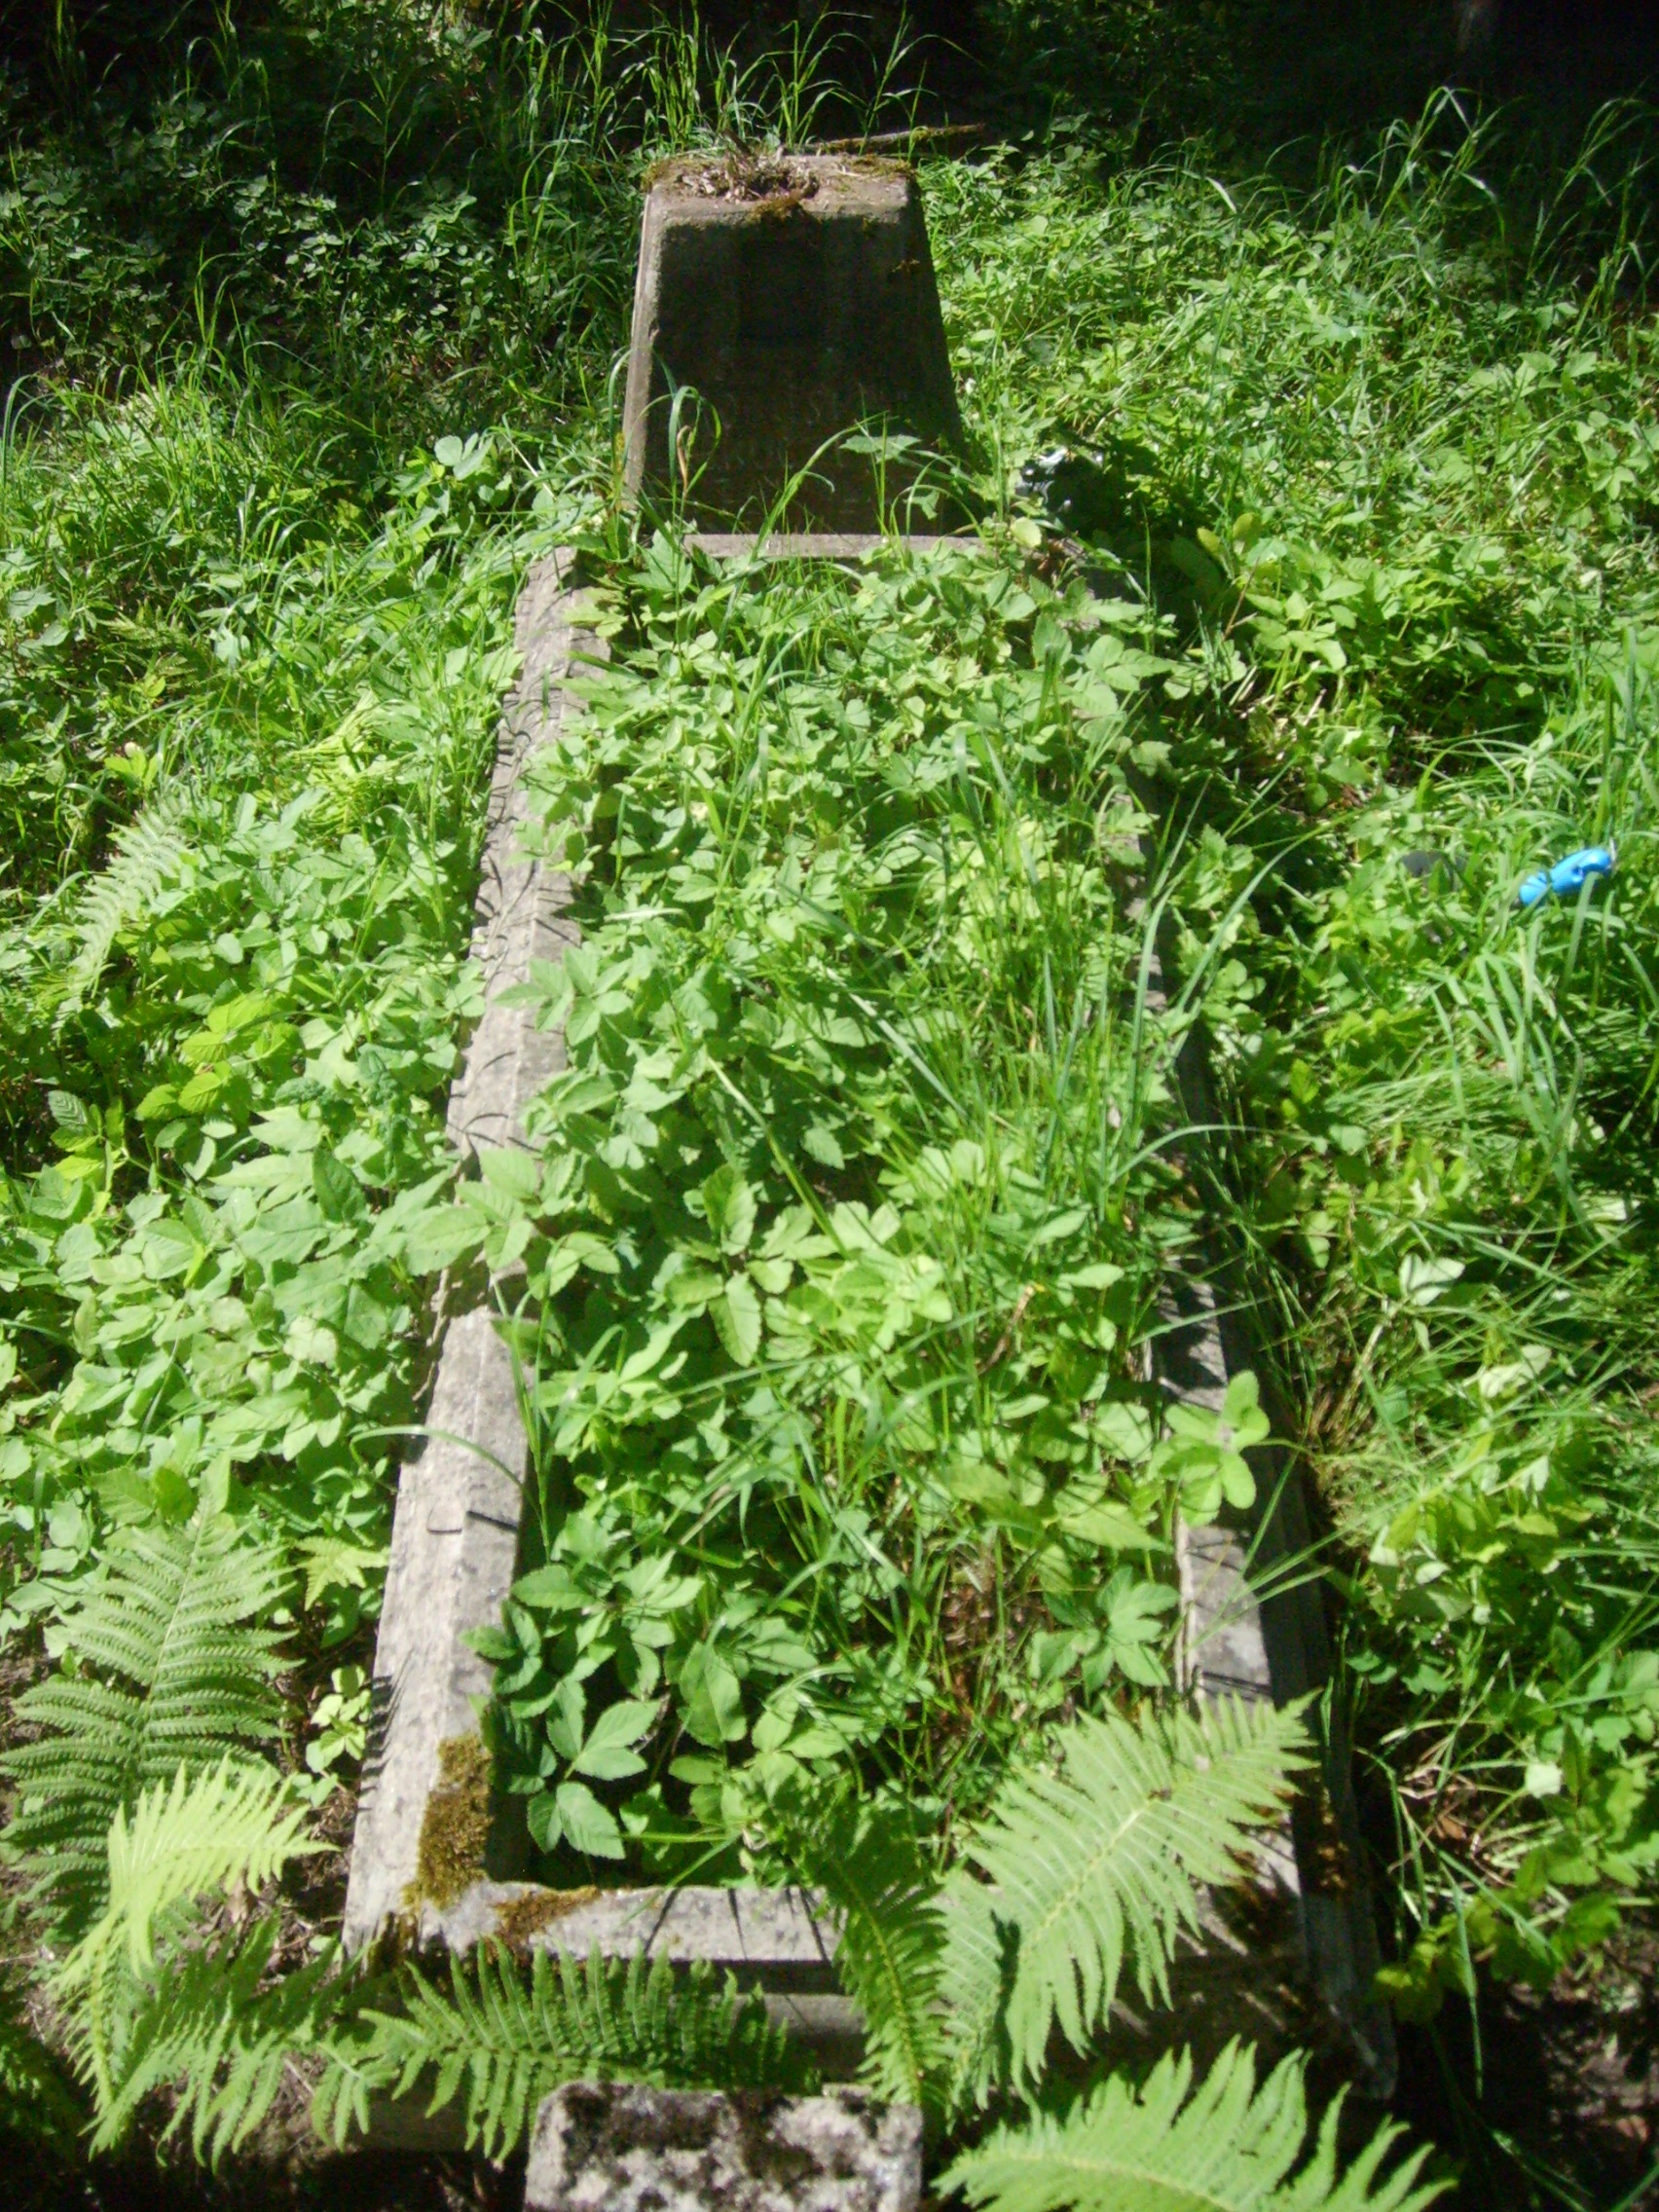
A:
[621,154,962,530]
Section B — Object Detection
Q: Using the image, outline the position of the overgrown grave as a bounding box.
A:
[346,548,1391,2131]
[346,154,1393,2171]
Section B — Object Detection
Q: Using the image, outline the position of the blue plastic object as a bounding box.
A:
[1517,845,1614,909]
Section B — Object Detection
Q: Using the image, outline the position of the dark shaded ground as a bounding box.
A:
[5,2,1658,154]
[1392,1937,1659,2207]
[0,2141,525,2212]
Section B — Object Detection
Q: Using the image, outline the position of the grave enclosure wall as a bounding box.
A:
[345,542,1392,2135]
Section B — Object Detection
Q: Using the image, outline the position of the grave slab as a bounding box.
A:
[623,156,961,530]
[523,2084,923,2212]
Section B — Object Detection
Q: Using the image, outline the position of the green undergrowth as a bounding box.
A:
[1216,640,1659,2016]
[937,89,1659,2141]
[0,394,549,1719]
[430,527,1270,1880]
[918,94,1659,2196]
[909,94,1659,1905]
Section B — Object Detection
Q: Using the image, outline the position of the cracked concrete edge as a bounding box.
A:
[420,1879,840,1968]
[343,551,589,1956]
[523,2084,924,2212]
[446,551,585,1161]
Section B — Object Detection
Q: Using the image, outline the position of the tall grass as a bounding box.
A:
[920,92,1659,2197]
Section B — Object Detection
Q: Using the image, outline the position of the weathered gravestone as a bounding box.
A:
[622,154,961,530]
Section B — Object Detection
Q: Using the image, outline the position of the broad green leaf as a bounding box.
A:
[478,1147,541,1202]
[1398,1254,1464,1308]
[512,1565,582,1611]
[573,1700,659,1782]
[555,1781,625,1860]
[402,1204,487,1273]
[711,1274,761,1366]
[527,1790,563,1852]
[582,1700,660,1751]
[140,1219,201,1279]
[545,1677,585,1765]
[681,1645,747,1748]
[312,1150,362,1223]
[701,1165,756,1255]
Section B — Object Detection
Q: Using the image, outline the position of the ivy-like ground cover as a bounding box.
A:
[0,410,537,1772]
[436,530,1264,1876]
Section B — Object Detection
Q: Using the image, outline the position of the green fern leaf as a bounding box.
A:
[61,1755,321,2118]
[2,1515,285,1938]
[937,1865,1014,2113]
[86,1918,350,2164]
[312,2032,380,2154]
[359,1946,814,2161]
[773,1788,945,2111]
[959,1696,1309,2093]
[940,2042,1449,2212]
[66,1757,322,1983]
[59,790,190,1010]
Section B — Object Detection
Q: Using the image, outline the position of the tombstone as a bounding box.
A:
[523,2084,923,2212]
[621,154,962,531]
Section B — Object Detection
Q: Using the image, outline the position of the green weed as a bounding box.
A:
[431,529,1247,1879]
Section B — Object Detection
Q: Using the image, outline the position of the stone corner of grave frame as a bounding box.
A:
[621,154,963,533]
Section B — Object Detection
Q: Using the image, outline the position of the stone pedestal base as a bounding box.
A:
[622,155,961,530]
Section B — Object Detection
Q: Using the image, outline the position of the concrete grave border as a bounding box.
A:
[345,536,1391,2148]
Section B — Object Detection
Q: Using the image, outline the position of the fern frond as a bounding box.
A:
[59,790,190,1009]
[359,1946,814,2162]
[937,1866,1014,2113]
[773,1788,945,2111]
[84,1918,350,2164]
[959,1696,1309,2093]
[60,1757,319,2119]
[297,692,391,832]
[940,2042,1449,2212]
[312,2028,383,2154]
[65,1758,322,1986]
[2,1515,285,1938]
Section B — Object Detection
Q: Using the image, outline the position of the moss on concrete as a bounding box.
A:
[492,1883,603,1953]
[409,1733,494,1909]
